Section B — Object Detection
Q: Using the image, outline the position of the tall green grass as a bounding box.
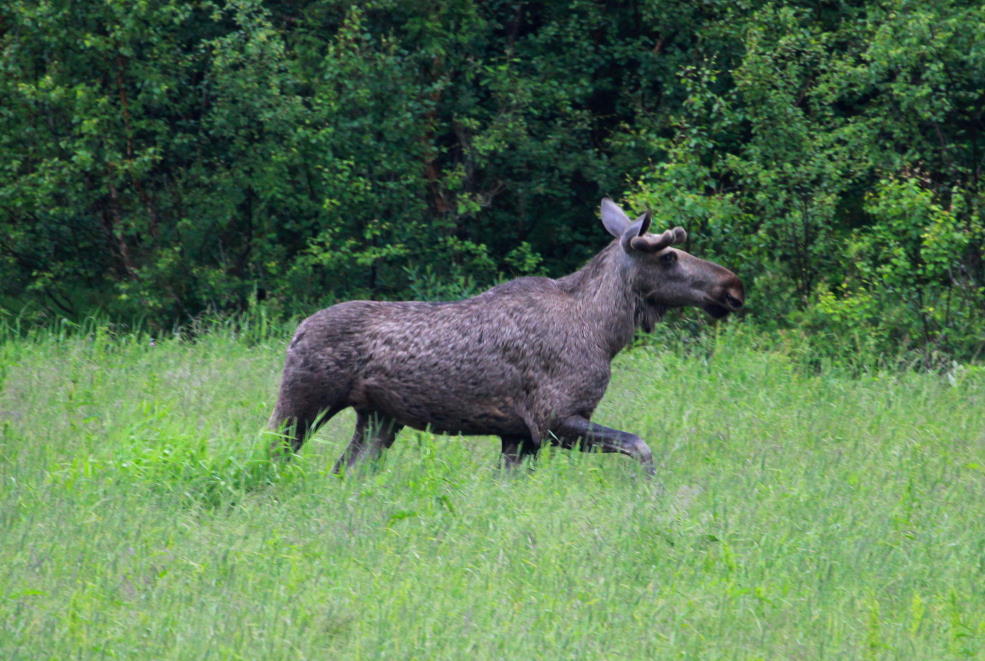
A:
[1,322,983,659]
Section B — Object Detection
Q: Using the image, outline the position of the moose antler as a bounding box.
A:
[629,224,687,253]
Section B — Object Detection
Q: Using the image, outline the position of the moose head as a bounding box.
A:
[600,198,744,331]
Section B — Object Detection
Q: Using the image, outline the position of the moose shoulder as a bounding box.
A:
[269,199,744,474]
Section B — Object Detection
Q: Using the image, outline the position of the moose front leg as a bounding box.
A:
[499,435,541,469]
[552,416,655,476]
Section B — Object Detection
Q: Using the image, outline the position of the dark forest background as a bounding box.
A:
[2,0,983,364]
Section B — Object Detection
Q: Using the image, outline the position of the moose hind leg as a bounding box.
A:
[552,416,655,476]
[268,404,341,457]
[331,411,402,474]
[268,360,349,457]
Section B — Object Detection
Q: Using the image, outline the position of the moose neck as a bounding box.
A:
[556,242,639,357]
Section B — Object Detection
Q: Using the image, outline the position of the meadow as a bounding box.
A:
[1,320,983,659]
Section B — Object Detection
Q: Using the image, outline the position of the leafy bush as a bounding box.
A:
[1,0,982,361]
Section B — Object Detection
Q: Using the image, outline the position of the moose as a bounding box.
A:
[269,199,744,475]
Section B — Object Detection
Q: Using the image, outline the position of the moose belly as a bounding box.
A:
[356,373,531,437]
[403,406,527,437]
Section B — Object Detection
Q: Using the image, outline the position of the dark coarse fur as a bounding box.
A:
[269,199,745,474]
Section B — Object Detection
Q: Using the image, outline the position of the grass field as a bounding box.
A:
[1,322,983,659]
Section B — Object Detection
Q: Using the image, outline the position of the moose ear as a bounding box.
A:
[620,210,653,253]
[600,198,631,238]
[626,211,652,239]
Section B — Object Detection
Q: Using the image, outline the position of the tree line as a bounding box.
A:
[1,0,983,363]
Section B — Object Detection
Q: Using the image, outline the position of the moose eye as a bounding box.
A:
[659,251,677,265]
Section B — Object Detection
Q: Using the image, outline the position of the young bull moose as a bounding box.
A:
[269,199,744,474]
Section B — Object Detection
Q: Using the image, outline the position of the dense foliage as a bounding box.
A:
[2,0,983,362]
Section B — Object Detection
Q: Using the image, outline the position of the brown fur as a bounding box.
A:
[269,199,744,474]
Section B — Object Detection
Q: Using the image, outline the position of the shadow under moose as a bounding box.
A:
[268,198,744,475]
